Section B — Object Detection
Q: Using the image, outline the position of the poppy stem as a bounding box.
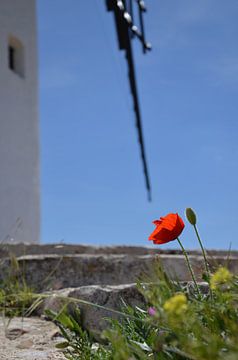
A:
[193,224,210,277]
[177,237,200,295]
[193,225,213,299]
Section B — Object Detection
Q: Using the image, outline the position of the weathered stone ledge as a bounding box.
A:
[38,283,144,339]
[0,243,237,257]
[0,253,237,291]
[36,282,209,339]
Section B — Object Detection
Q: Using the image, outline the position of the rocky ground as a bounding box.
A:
[0,244,237,359]
[0,317,65,360]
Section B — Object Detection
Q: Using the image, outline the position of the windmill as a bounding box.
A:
[105,0,152,201]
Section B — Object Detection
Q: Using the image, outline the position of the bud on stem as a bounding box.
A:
[185,208,197,225]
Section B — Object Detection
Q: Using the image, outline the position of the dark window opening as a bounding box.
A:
[8,36,24,77]
[8,45,15,71]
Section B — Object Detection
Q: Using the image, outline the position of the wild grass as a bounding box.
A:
[0,208,237,359]
[0,255,34,321]
[47,208,238,360]
[47,263,238,360]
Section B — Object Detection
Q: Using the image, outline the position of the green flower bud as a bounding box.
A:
[185,208,197,225]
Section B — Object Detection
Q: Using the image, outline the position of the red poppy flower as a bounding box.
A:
[148,213,185,245]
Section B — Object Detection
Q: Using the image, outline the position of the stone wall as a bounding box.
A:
[0,244,237,359]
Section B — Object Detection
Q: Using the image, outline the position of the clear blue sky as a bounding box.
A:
[37,1,238,249]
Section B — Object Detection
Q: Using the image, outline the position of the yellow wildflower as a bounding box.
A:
[210,267,233,290]
[163,293,188,315]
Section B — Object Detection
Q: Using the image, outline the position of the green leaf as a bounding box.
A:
[56,313,75,330]
[56,341,69,349]
[202,273,210,283]
[131,340,152,352]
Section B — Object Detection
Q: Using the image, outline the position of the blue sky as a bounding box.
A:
[37,1,238,249]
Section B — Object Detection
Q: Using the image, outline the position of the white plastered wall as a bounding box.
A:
[0,0,40,243]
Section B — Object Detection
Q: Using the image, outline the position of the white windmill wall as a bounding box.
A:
[0,0,40,243]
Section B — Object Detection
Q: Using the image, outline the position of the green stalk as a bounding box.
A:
[193,224,213,299]
[177,237,200,295]
[193,225,210,277]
